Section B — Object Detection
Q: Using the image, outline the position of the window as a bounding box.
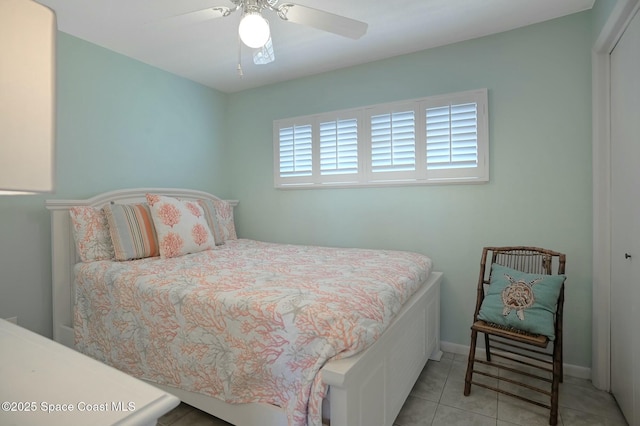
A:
[274,89,488,188]
[370,108,416,174]
[319,116,358,177]
[278,124,312,179]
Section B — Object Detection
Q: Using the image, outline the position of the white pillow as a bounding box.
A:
[146,194,215,258]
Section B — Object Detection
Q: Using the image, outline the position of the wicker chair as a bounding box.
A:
[464,247,566,425]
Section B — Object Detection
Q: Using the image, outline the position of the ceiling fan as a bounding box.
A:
[176,0,368,67]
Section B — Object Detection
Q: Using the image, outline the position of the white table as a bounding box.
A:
[0,319,180,425]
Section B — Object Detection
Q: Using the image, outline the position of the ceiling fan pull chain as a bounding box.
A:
[237,34,244,78]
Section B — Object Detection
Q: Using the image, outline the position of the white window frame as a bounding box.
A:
[274,89,489,188]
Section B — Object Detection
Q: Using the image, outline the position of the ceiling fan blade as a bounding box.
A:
[253,37,275,65]
[277,4,367,39]
[155,6,235,27]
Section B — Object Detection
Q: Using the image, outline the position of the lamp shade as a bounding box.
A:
[238,12,270,49]
[0,0,56,194]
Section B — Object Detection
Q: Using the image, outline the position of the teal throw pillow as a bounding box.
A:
[477,263,566,340]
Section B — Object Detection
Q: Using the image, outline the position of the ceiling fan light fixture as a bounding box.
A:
[238,11,270,48]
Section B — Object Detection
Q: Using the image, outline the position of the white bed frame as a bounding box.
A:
[46,188,443,426]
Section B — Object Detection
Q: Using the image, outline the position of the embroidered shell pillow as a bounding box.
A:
[146,194,215,258]
[477,263,566,340]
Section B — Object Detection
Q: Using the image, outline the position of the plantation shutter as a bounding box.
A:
[426,102,478,170]
[320,118,358,175]
[279,124,312,177]
[274,89,488,187]
[370,110,416,173]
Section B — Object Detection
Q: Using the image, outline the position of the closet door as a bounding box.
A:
[610,8,640,426]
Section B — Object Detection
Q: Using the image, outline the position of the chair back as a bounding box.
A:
[473,246,566,321]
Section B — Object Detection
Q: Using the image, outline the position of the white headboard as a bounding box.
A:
[45,188,238,348]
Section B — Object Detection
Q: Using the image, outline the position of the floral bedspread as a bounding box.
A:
[74,239,432,426]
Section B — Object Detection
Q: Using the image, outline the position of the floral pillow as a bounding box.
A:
[69,206,114,262]
[213,199,237,241]
[146,194,215,258]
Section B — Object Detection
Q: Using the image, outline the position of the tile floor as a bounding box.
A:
[157,352,628,426]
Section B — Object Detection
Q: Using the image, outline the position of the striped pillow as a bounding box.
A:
[104,203,159,261]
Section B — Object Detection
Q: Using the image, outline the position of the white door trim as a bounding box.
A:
[591,0,640,391]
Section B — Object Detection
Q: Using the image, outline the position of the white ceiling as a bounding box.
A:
[37,0,594,93]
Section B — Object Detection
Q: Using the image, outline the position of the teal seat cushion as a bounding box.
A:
[477,263,566,340]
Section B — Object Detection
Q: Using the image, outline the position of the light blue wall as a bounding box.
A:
[0,33,228,336]
[226,12,593,367]
[55,34,230,198]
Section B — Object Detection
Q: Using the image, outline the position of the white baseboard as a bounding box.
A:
[440,340,591,380]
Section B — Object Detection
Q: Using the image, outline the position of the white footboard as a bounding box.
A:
[322,271,442,426]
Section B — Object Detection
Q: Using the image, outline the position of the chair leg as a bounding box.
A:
[560,345,564,383]
[550,369,560,425]
[549,368,560,426]
[484,332,491,362]
[549,340,562,425]
[558,334,564,383]
[464,329,478,396]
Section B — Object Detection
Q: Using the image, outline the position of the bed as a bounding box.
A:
[46,188,442,426]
